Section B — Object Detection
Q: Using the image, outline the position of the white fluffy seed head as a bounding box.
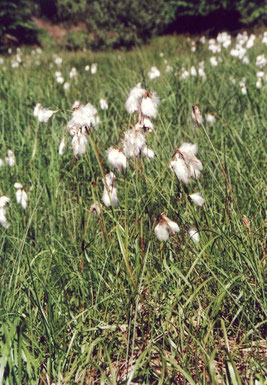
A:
[63,82,70,91]
[179,142,198,156]
[91,63,97,74]
[206,113,215,124]
[0,207,10,229]
[178,143,203,180]
[59,137,66,156]
[188,227,200,243]
[148,66,160,80]
[142,117,154,132]
[192,105,203,125]
[67,102,100,132]
[72,132,88,157]
[5,150,16,166]
[0,196,10,208]
[100,98,108,110]
[90,201,102,217]
[103,171,116,188]
[154,222,170,241]
[102,186,118,207]
[170,158,190,184]
[122,128,146,158]
[142,146,155,159]
[125,83,146,114]
[107,147,127,172]
[162,215,180,234]
[189,192,205,207]
[16,189,28,210]
[155,215,180,241]
[69,67,77,78]
[140,92,160,119]
[14,182,23,189]
[33,103,58,123]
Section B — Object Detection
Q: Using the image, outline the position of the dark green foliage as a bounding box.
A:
[0,0,39,46]
[65,31,90,50]
[56,0,176,49]
[1,0,266,49]
[235,0,267,24]
[54,0,267,49]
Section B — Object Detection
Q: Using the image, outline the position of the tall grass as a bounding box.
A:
[0,34,266,384]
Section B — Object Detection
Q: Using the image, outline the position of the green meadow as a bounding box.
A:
[0,33,266,384]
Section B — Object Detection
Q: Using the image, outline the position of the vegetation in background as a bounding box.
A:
[0,0,39,47]
[1,0,267,49]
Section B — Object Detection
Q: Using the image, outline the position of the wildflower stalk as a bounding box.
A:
[30,121,39,163]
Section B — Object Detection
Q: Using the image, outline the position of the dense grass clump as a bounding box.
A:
[0,33,266,384]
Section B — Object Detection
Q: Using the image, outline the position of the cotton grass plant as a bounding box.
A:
[0,30,266,384]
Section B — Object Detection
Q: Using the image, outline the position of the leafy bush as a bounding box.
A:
[0,0,39,46]
[55,0,176,48]
[52,0,267,49]
[235,0,267,24]
[1,0,265,50]
[64,31,90,50]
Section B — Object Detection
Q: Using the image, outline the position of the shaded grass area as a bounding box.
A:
[0,35,266,384]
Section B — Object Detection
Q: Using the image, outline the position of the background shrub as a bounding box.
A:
[0,0,266,49]
[0,0,39,47]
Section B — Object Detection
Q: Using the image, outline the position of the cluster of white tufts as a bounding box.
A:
[91,63,98,74]
[34,103,58,123]
[69,67,78,79]
[170,143,203,185]
[230,32,256,62]
[99,98,108,110]
[217,32,232,49]
[102,172,118,207]
[55,71,64,84]
[0,150,16,167]
[53,62,82,91]
[0,47,42,71]
[205,113,216,125]
[177,31,266,93]
[0,185,30,229]
[181,62,206,80]
[64,101,100,157]
[154,214,180,241]
[210,56,218,67]
[154,123,206,243]
[239,77,247,95]
[107,147,127,173]
[0,183,29,228]
[256,71,266,89]
[189,192,205,207]
[208,38,221,54]
[148,66,160,80]
[0,196,10,229]
[192,105,203,126]
[14,183,28,210]
[101,83,160,207]
[120,83,159,159]
[165,64,173,73]
[154,140,204,243]
[54,54,62,66]
[256,54,266,69]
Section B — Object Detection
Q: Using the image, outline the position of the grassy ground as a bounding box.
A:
[0,34,266,384]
